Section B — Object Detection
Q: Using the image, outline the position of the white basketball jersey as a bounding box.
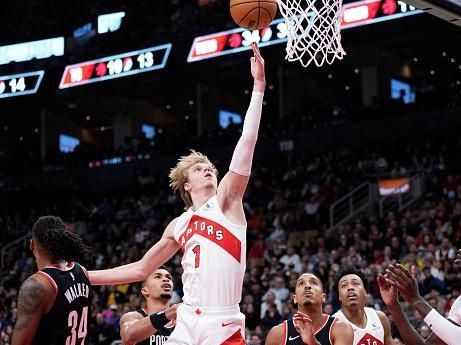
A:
[448,295,461,325]
[334,307,384,345]
[173,195,246,308]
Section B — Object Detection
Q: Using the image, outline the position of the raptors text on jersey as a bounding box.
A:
[173,196,246,307]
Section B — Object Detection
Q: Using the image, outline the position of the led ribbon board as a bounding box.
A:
[0,37,64,65]
[59,44,172,89]
[0,71,44,99]
[188,0,421,62]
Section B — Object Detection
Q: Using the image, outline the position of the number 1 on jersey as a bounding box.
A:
[192,245,200,268]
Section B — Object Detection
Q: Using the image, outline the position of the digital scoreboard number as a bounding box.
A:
[188,0,421,62]
[0,70,44,99]
[59,44,172,89]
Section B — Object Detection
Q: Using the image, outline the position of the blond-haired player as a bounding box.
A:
[89,42,266,345]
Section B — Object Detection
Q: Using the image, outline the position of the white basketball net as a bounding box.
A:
[276,0,346,67]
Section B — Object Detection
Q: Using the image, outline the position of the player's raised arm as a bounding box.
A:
[385,264,461,345]
[377,273,435,345]
[89,220,180,285]
[217,42,265,209]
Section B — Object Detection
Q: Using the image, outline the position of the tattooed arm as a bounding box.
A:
[12,274,54,345]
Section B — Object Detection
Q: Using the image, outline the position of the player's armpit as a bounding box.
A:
[331,319,354,345]
[12,276,48,345]
[264,324,284,345]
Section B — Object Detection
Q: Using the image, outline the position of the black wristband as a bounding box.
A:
[149,311,169,329]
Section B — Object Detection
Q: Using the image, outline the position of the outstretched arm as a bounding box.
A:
[89,220,180,285]
[217,43,265,219]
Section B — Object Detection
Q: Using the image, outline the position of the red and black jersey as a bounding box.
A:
[133,308,175,345]
[284,315,337,345]
[32,262,93,345]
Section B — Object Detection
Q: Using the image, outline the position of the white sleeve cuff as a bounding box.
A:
[424,308,461,345]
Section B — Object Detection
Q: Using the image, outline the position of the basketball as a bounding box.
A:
[230,0,278,31]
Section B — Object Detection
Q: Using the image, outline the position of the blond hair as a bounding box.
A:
[169,150,218,208]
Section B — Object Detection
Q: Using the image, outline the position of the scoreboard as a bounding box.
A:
[0,71,44,99]
[188,0,421,62]
[59,44,172,89]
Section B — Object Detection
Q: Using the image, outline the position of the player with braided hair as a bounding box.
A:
[12,216,93,345]
[29,216,91,264]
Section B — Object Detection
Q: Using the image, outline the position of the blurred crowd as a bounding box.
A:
[1,1,461,344]
[1,117,461,344]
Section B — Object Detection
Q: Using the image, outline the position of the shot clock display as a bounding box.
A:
[59,44,172,89]
[188,0,420,62]
[0,70,44,99]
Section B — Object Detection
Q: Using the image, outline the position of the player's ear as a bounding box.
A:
[29,238,34,251]
[293,293,298,305]
[184,182,191,192]
[321,293,326,305]
[141,286,149,298]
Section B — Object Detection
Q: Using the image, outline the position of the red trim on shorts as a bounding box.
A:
[282,320,288,345]
[36,271,58,294]
[220,329,245,345]
[329,317,338,344]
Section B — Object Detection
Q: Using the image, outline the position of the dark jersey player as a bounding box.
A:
[119,267,178,345]
[265,273,353,345]
[12,216,93,345]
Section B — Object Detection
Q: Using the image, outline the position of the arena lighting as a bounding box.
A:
[187,0,421,62]
[0,37,64,65]
[0,70,44,99]
[98,12,125,34]
[59,44,172,89]
[74,23,93,39]
[378,178,410,196]
[89,154,152,168]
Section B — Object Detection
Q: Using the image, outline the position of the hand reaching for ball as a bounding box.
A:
[251,42,266,91]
